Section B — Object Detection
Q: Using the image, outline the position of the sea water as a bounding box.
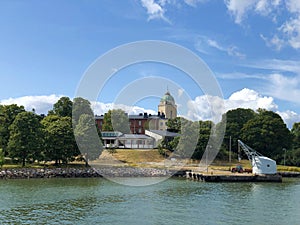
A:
[0,177,299,225]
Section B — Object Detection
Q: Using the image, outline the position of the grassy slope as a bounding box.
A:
[2,149,300,172]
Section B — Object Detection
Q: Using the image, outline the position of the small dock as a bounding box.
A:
[186,171,282,182]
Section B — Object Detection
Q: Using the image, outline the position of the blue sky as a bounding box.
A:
[1,0,300,127]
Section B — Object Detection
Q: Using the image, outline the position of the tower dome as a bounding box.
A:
[158,90,177,119]
[160,91,175,105]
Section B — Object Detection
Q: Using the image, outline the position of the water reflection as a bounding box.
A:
[0,178,299,225]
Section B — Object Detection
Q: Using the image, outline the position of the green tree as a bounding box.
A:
[7,111,43,167]
[222,108,256,154]
[241,109,292,161]
[287,122,300,166]
[102,110,113,131]
[175,120,199,158]
[74,114,103,166]
[0,104,25,155]
[161,117,189,152]
[111,109,130,133]
[42,115,77,164]
[102,109,130,133]
[166,117,183,132]
[50,96,73,117]
[193,120,213,159]
[0,148,4,168]
[72,97,94,125]
[291,122,300,149]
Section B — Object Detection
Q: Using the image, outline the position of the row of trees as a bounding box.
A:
[165,108,300,166]
[1,96,299,167]
[0,97,102,167]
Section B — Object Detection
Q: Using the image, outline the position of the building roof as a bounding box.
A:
[101,131,122,137]
[95,113,165,120]
[148,129,180,137]
[160,91,175,105]
[118,134,153,140]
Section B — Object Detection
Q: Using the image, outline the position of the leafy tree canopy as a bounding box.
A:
[241,109,292,160]
[222,108,256,153]
[50,96,73,117]
[102,109,130,133]
[291,122,300,149]
[42,116,78,164]
[72,97,93,125]
[166,117,183,133]
[7,111,43,166]
[0,104,25,154]
[74,114,103,166]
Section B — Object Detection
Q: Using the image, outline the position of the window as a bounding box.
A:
[138,120,142,126]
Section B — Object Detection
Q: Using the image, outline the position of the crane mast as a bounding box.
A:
[237,140,277,175]
[238,140,262,167]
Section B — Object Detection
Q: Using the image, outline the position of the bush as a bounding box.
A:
[158,145,167,157]
[107,147,117,155]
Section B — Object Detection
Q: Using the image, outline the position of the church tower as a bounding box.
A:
[158,91,177,119]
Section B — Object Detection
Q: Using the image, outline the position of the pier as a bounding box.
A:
[186,171,282,182]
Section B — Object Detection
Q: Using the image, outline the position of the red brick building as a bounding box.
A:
[95,91,177,134]
[95,112,167,134]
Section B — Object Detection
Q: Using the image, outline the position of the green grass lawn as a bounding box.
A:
[2,150,300,172]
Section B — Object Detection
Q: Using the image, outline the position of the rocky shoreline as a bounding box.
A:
[0,167,175,179]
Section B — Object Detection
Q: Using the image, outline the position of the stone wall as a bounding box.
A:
[0,167,174,179]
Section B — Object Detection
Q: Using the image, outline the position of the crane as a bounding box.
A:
[237,140,277,175]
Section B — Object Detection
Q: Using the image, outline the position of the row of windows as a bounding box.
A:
[98,120,143,126]
[98,120,167,128]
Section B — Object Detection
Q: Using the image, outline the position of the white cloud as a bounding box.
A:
[186,95,224,122]
[196,37,245,59]
[185,88,278,123]
[227,88,277,111]
[0,95,63,115]
[141,0,170,23]
[224,0,300,50]
[286,0,300,13]
[91,101,156,116]
[265,73,300,103]
[140,0,208,23]
[207,39,223,50]
[255,0,281,16]
[0,95,157,118]
[260,34,285,51]
[279,15,300,49]
[227,46,246,59]
[1,91,299,128]
[248,59,300,74]
[224,0,257,24]
[277,110,300,129]
[184,0,207,7]
[224,0,281,24]
[184,88,300,128]
[177,88,184,97]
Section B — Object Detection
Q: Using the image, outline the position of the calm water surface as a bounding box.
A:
[0,177,299,225]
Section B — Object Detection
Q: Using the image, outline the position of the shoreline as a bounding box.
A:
[1,167,299,180]
[0,167,175,179]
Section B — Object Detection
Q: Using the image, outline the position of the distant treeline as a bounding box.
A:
[0,97,102,167]
[165,108,300,166]
[0,97,299,167]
